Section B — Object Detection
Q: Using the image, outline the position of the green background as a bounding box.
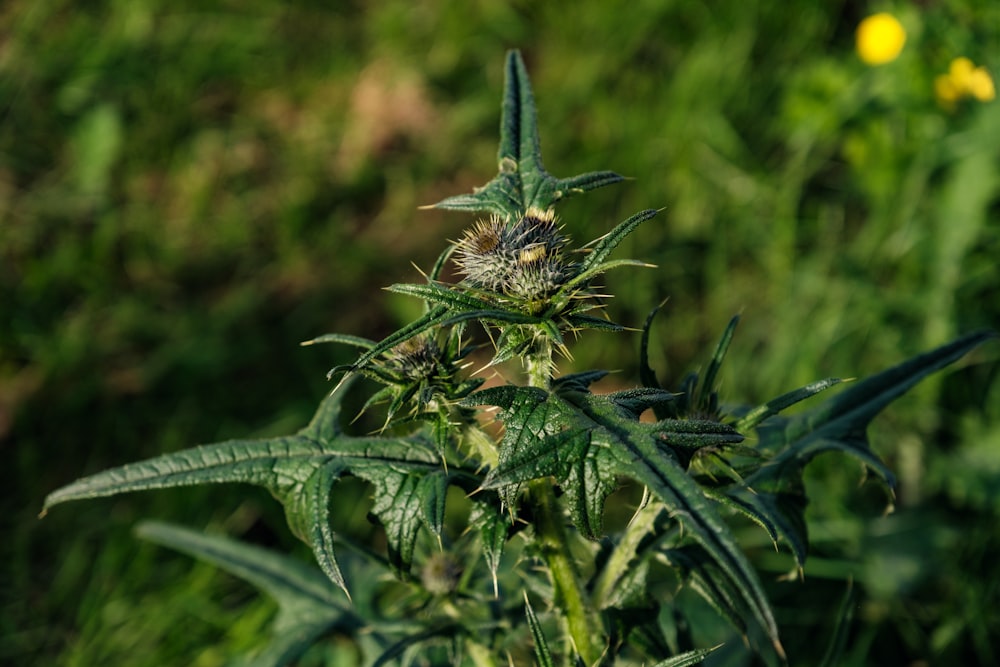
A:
[3,1,998,664]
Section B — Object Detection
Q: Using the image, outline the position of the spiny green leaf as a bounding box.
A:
[439,309,545,328]
[732,377,843,433]
[387,282,499,313]
[355,465,466,577]
[714,487,806,568]
[474,386,560,507]
[295,460,349,589]
[662,546,749,638]
[551,369,610,393]
[579,394,783,656]
[591,499,673,610]
[136,520,346,617]
[749,330,998,491]
[733,330,996,570]
[557,257,654,296]
[43,383,446,594]
[571,209,658,281]
[562,312,627,332]
[605,388,676,419]
[334,305,451,380]
[429,50,624,219]
[470,385,782,653]
[760,329,996,453]
[469,497,510,595]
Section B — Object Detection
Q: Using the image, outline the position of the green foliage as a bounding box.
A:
[38,49,997,667]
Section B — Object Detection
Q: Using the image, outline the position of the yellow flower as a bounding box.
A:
[935,57,995,109]
[856,13,907,65]
[968,67,996,102]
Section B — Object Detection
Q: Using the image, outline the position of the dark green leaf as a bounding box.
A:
[572,209,658,281]
[732,377,843,433]
[359,467,450,576]
[524,593,555,667]
[551,369,610,393]
[469,498,509,595]
[695,316,739,414]
[471,385,782,652]
[43,382,445,594]
[429,51,624,219]
[387,282,499,313]
[334,305,451,380]
[300,332,375,349]
[562,312,627,332]
[606,388,676,419]
[640,301,668,393]
[558,258,654,295]
[760,330,996,453]
[736,330,996,569]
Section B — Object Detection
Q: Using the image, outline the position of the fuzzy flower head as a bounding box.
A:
[935,57,996,110]
[856,13,906,66]
[383,335,441,382]
[454,208,571,304]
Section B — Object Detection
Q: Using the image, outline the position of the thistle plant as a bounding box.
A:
[42,51,995,667]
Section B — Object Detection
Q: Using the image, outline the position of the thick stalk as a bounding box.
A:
[523,333,604,665]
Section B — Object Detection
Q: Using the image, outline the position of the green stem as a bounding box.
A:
[523,332,604,665]
[524,332,554,391]
[530,481,603,664]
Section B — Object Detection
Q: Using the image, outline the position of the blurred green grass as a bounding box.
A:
[3,1,998,665]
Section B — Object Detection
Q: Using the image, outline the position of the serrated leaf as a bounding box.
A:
[429,50,624,219]
[387,282,500,313]
[714,487,807,569]
[476,388,598,518]
[733,330,996,569]
[360,467,451,576]
[43,381,447,594]
[760,330,996,454]
[470,385,782,653]
[135,521,351,667]
[469,497,509,595]
[577,394,782,656]
[439,309,545,329]
[562,313,627,333]
[552,369,610,393]
[606,388,676,419]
